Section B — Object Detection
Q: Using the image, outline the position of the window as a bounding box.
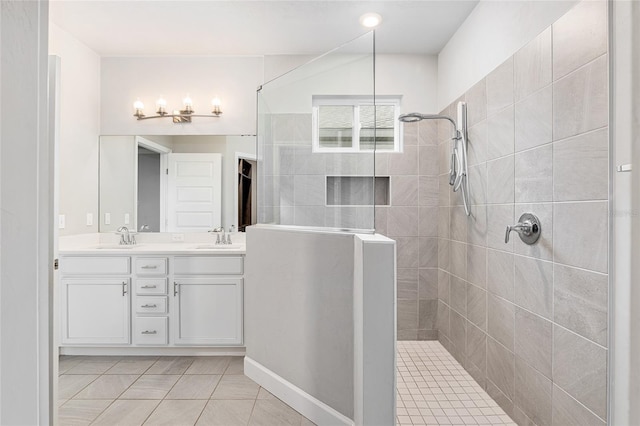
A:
[312,96,401,153]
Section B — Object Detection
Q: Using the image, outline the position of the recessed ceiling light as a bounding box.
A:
[359,12,382,28]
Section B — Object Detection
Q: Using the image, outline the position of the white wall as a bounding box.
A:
[49,24,101,235]
[100,57,263,136]
[1,0,51,423]
[437,0,577,111]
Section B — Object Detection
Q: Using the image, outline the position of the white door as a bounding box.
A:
[172,278,243,346]
[167,153,222,232]
[61,279,130,345]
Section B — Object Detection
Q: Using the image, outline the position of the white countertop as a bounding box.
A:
[59,233,247,255]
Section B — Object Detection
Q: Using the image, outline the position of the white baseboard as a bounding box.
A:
[60,346,246,356]
[244,357,354,426]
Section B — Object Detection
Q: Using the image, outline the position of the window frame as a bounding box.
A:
[311,95,402,153]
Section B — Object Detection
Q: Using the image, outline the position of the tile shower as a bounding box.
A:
[433,1,609,425]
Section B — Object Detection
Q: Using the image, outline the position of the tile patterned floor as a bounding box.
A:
[396,341,516,426]
[58,355,315,425]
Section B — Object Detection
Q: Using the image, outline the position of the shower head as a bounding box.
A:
[398,112,436,122]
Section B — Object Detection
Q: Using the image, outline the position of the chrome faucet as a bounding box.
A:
[209,227,226,245]
[117,226,136,245]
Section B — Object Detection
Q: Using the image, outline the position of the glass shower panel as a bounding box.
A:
[257,32,376,231]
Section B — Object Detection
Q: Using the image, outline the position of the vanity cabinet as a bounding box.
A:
[59,253,244,349]
[60,256,131,345]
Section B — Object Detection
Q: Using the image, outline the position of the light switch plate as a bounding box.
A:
[86,213,93,226]
[171,233,184,242]
[58,214,65,229]
[105,213,111,225]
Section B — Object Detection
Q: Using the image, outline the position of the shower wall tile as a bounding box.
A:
[552,0,608,81]
[438,238,449,272]
[391,176,419,206]
[397,299,418,333]
[486,57,515,116]
[293,175,325,206]
[437,300,450,337]
[487,249,514,302]
[419,268,438,299]
[293,147,326,175]
[512,408,537,426]
[438,206,450,239]
[450,310,467,356]
[419,299,438,330]
[487,337,515,400]
[438,174,451,207]
[403,121,419,145]
[553,54,608,140]
[514,357,552,426]
[418,206,438,237]
[449,240,467,280]
[438,142,450,176]
[387,206,419,237]
[487,294,515,350]
[389,146,419,175]
[397,268,418,300]
[396,237,419,268]
[514,27,552,101]
[469,163,487,206]
[374,152,389,176]
[552,384,606,426]
[293,206,325,227]
[554,264,608,346]
[419,146,439,176]
[513,203,553,261]
[419,120,438,146]
[553,201,608,273]
[553,127,609,201]
[514,85,553,152]
[418,176,439,206]
[487,106,515,161]
[450,276,467,316]
[467,322,487,371]
[467,245,487,289]
[487,379,514,418]
[487,155,515,204]
[466,78,487,127]
[374,206,388,236]
[450,206,468,243]
[467,205,488,247]
[553,326,607,419]
[467,283,487,330]
[438,270,450,305]
[487,204,514,251]
[468,120,488,166]
[419,237,438,268]
[514,255,553,319]
[514,308,552,378]
[514,144,553,203]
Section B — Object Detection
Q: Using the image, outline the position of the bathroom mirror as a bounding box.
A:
[99,135,257,233]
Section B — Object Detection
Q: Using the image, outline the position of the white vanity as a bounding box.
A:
[58,234,245,354]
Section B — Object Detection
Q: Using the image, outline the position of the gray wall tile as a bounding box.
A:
[553,127,609,201]
[389,146,419,175]
[374,206,388,235]
[487,249,514,301]
[419,176,439,206]
[437,300,450,337]
[487,57,515,115]
[419,268,438,299]
[515,27,552,100]
[450,276,467,316]
[419,237,438,268]
[294,175,325,206]
[396,237,419,268]
[387,206,419,237]
[487,294,515,350]
[419,299,438,330]
[487,106,515,161]
[487,155,515,204]
[397,299,418,331]
[419,120,438,146]
[552,384,606,426]
[391,176,419,206]
[467,283,487,330]
[293,206,325,227]
[438,238,449,271]
[554,264,608,346]
[439,142,450,177]
[469,163,487,206]
[438,270,450,305]
[487,379,514,418]
[438,206,450,239]
[450,310,467,355]
[468,120,488,166]
[515,85,553,152]
[513,203,553,261]
[514,256,553,319]
[514,144,553,203]
[553,201,608,273]
[397,268,418,300]
[487,338,515,400]
[515,308,552,377]
[439,174,450,207]
[467,245,487,289]
[552,0,608,80]
[553,54,608,140]
[515,357,552,426]
[466,79,487,127]
[467,205,488,247]
[293,146,326,175]
[466,322,487,371]
[449,240,467,279]
[450,206,468,243]
[419,145,439,176]
[553,326,607,418]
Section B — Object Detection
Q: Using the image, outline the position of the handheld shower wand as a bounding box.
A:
[398,102,470,216]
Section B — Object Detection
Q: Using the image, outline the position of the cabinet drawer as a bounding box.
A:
[136,279,167,295]
[61,257,130,275]
[135,258,167,275]
[135,296,167,314]
[134,317,168,345]
[174,256,244,275]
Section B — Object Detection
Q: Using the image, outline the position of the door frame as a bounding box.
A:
[135,136,171,232]
[234,152,257,231]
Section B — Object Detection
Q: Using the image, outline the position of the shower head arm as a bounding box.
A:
[398,113,460,139]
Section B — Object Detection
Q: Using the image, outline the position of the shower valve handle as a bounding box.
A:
[505,213,541,245]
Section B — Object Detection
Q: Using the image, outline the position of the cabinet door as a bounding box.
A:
[172,278,243,346]
[61,278,130,345]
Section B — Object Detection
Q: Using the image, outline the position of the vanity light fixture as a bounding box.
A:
[133,94,223,123]
[359,12,382,28]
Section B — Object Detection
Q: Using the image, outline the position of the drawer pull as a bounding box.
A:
[174,282,179,296]
[122,281,127,296]
[141,265,158,269]
[141,304,157,308]
[141,330,157,335]
[141,285,157,289]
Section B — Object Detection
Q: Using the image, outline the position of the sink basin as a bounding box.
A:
[92,244,138,250]
[192,244,242,250]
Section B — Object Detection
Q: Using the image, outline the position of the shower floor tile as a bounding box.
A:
[396,341,516,426]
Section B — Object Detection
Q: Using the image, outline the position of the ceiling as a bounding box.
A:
[49,0,478,57]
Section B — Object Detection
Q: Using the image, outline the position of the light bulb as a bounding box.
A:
[133,99,144,110]
[156,96,167,115]
[183,95,193,107]
[211,97,222,116]
[211,97,221,107]
[359,12,382,28]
